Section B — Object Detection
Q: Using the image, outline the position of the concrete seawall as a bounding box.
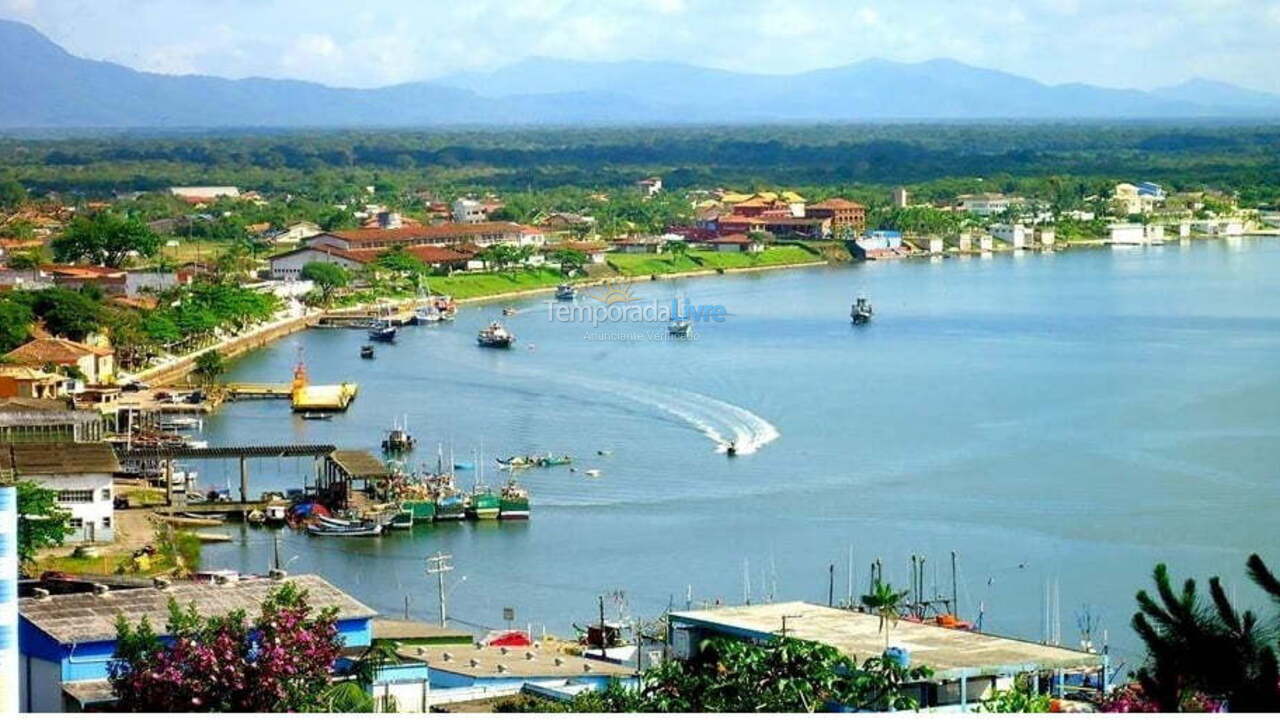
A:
[134,313,317,386]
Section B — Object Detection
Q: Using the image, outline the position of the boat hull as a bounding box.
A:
[500,498,530,519]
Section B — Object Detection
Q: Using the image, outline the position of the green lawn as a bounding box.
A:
[607,246,820,275]
[690,246,820,269]
[427,267,568,299]
[606,253,704,276]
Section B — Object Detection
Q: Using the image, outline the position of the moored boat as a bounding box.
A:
[477,321,515,348]
[414,304,442,324]
[401,498,436,523]
[536,454,572,467]
[555,283,576,301]
[369,322,397,342]
[383,427,415,452]
[434,482,467,521]
[301,412,332,421]
[499,479,530,520]
[496,455,537,469]
[389,507,414,529]
[360,345,375,359]
[468,484,501,520]
[306,522,383,537]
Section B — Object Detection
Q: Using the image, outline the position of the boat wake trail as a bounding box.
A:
[569,375,781,455]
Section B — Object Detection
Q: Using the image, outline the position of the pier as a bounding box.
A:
[118,443,337,507]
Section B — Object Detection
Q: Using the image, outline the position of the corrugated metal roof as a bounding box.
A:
[20,574,376,645]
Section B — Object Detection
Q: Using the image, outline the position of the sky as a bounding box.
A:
[3,0,1279,92]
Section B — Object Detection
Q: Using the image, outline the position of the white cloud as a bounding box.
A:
[1,0,1278,92]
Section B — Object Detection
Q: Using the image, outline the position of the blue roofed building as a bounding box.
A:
[18,573,378,712]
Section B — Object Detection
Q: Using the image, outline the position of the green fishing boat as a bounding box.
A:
[467,484,501,520]
[500,479,530,520]
[401,499,436,523]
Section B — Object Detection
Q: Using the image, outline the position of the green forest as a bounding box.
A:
[2,122,1279,207]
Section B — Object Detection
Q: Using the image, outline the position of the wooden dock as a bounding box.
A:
[223,382,292,399]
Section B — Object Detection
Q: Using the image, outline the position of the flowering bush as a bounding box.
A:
[109,582,343,712]
[1100,684,1225,713]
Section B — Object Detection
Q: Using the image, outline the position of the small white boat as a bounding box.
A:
[584,469,602,478]
[555,284,576,301]
[668,319,692,337]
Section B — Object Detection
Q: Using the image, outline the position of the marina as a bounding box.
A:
[172,238,1280,666]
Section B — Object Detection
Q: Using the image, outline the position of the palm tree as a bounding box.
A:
[861,580,909,650]
[1127,554,1280,711]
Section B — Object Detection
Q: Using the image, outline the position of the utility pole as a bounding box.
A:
[426,552,453,627]
[598,595,606,654]
[828,564,835,607]
[273,532,281,571]
[951,551,959,619]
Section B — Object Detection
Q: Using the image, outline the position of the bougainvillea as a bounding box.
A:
[109,582,343,712]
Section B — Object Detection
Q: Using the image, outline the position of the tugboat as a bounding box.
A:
[477,321,515,348]
[368,321,397,342]
[500,478,531,519]
[851,296,874,325]
[668,319,692,337]
[555,283,576,301]
[360,344,375,359]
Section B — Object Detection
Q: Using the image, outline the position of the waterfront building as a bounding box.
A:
[1036,227,1056,248]
[611,236,669,254]
[0,398,108,443]
[17,574,377,712]
[1112,183,1160,215]
[978,233,995,251]
[808,198,867,230]
[268,243,474,280]
[4,338,115,386]
[1,442,117,543]
[399,640,636,709]
[697,234,766,253]
[991,223,1028,249]
[307,223,541,252]
[857,230,903,251]
[667,602,1103,712]
[1107,223,1146,245]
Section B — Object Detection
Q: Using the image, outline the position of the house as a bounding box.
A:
[916,236,944,254]
[1107,223,1146,245]
[307,223,539,252]
[18,573,377,712]
[1144,224,1166,243]
[991,223,1028,249]
[269,221,322,245]
[268,243,474,281]
[42,265,127,295]
[635,177,662,196]
[0,366,68,400]
[5,338,115,386]
[453,199,487,224]
[667,602,1103,711]
[1136,182,1166,201]
[537,212,597,234]
[1,442,118,543]
[124,268,193,298]
[698,234,765,253]
[611,237,667,254]
[957,193,1023,217]
[0,262,52,290]
[807,198,867,229]
[168,186,240,204]
[1112,183,1158,215]
[546,241,608,265]
[716,215,829,239]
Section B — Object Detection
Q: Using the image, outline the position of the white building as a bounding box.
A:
[268,245,366,281]
[169,186,240,201]
[452,199,486,224]
[1108,223,1146,245]
[991,223,1027,249]
[636,177,663,196]
[1035,227,1056,248]
[1144,224,1166,243]
[270,221,322,245]
[1,443,119,543]
[958,193,1022,217]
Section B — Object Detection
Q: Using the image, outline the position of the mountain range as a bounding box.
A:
[3,19,1279,129]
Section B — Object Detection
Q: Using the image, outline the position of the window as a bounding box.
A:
[69,518,83,529]
[100,487,111,501]
[102,517,111,528]
[58,490,94,504]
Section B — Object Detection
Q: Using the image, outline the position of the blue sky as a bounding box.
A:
[3,0,1279,92]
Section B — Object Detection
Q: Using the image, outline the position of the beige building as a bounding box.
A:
[5,338,115,385]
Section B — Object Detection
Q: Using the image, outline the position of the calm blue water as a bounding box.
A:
[199,238,1280,661]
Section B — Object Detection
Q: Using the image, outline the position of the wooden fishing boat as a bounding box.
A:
[306,522,383,537]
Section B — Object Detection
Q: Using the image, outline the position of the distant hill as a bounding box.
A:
[3,19,1279,129]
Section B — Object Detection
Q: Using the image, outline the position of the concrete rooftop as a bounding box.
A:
[670,602,1100,680]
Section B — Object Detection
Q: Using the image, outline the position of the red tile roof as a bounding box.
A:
[319,222,530,247]
[5,337,113,365]
[809,198,867,210]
